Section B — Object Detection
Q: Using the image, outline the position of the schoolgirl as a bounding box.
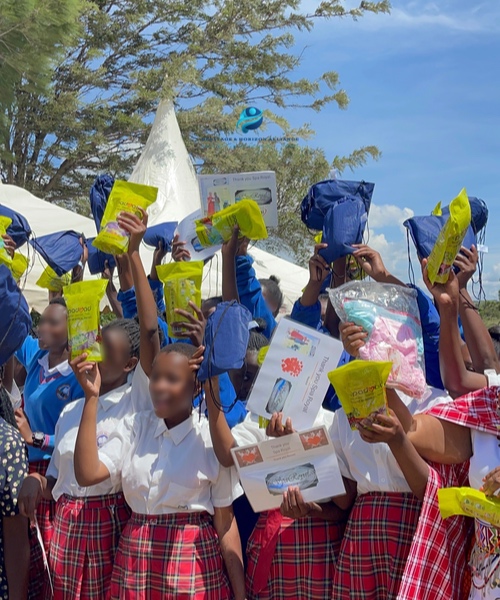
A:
[18,318,145,599]
[73,211,245,600]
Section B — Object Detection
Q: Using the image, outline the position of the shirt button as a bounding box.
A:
[381,478,386,484]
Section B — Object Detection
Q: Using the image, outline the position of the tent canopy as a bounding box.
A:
[0,100,308,312]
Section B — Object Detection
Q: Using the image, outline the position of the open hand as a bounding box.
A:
[172,302,206,347]
[117,208,148,254]
[70,354,101,398]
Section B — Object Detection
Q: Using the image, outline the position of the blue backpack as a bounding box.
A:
[86,238,116,275]
[403,215,476,260]
[0,265,32,365]
[198,301,252,383]
[0,204,31,248]
[300,179,375,230]
[29,230,83,276]
[143,222,178,252]
[90,174,114,232]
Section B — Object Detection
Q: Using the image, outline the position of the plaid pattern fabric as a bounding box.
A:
[50,493,131,600]
[110,511,232,600]
[397,461,473,600]
[246,509,346,600]
[332,492,421,600]
[28,460,55,600]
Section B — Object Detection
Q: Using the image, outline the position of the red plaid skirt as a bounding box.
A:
[246,509,347,600]
[110,511,232,600]
[50,493,131,600]
[28,460,55,600]
[332,492,421,600]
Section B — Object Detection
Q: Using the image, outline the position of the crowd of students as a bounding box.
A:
[1,205,500,600]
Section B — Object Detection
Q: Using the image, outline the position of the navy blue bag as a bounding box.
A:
[440,196,488,235]
[319,196,368,264]
[301,179,375,230]
[86,238,116,275]
[198,301,252,383]
[0,265,32,365]
[403,215,476,260]
[143,222,178,252]
[29,231,83,276]
[90,174,114,232]
[0,204,31,248]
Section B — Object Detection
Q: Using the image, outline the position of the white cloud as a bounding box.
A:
[369,204,414,230]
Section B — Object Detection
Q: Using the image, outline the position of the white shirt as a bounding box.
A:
[98,410,242,515]
[47,365,151,501]
[330,386,453,495]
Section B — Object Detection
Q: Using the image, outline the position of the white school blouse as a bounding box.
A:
[329,386,453,495]
[47,364,151,501]
[98,410,242,515]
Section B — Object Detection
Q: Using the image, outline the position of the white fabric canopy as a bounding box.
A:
[0,100,308,312]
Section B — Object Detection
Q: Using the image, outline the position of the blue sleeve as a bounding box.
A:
[322,350,353,413]
[408,284,444,390]
[290,300,322,330]
[236,255,276,339]
[46,435,55,452]
[158,317,171,348]
[14,336,40,369]
[218,372,247,428]
[149,278,166,315]
[117,287,138,319]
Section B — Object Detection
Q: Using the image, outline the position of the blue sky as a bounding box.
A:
[278,1,500,297]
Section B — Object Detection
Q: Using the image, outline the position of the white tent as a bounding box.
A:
[0,100,308,312]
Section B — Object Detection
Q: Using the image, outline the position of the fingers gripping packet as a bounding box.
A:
[327,360,392,430]
[427,188,471,284]
[63,280,108,362]
[93,180,158,254]
[329,281,427,399]
[0,216,13,267]
[438,487,500,528]
[156,261,204,338]
[36,266,72,292]
[195,199,267,248]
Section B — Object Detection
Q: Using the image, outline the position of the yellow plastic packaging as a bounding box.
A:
[195,199,267,248]
[93,180,158,255]
[0,216,13,268]
[11,253,29,281]
[36,266,72,292]
[327,360,392,430]
[438,487,500,528]
[427,189,471,284]
[63,279,108,361]
[156,261,204,338]
[257,345,269,367]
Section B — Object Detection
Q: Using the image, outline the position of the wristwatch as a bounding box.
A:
[32,432,45,449]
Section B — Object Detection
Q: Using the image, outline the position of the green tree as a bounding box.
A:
[0,0,81,106]
[1,0,389,206]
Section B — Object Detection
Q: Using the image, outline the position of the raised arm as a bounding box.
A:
[72,355,111,486]
[455,246,500,374]
[221,227,240,303]
[204,378,237,468]
[422,259,487,396]
[117,210,160,377]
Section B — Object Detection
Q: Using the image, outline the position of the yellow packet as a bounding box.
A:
[427,189,471,284]
[314,232,322,244]
[259,416,270,429]
[0,216,13,268]
[195,199,267,248]
[63,279,108,361]
[257,345,269,367]
[156,261,204,338]
[327,360,392,430]
[11,253,28,281]
[93,180,158,255]
[438,487,500,528]
[36,266,72,292]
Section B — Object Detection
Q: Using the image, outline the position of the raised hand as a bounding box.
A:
[117,208,148,254]
[70,354,101,399]
[172,302,207,347]
[172,234,191,262]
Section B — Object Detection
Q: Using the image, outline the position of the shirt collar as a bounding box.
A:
[38,353,72,377]
[154,412,195,445]
[98,382,131,412]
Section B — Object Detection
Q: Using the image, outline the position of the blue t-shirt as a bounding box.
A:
[15,337,84,462]
[194,372,247,429]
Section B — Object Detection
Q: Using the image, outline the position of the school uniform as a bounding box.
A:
[232,409,346,600]
[15,336,83,600]
[97,408,242,599]
[45,365,151,599]
[330,386,451,599]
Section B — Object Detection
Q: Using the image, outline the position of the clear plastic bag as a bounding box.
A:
[329,281,427,400]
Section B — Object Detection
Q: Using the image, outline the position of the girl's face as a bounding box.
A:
[98,328,137,386]
[38,304,68,350]
[149,352,194,419]
[229,350,260,401]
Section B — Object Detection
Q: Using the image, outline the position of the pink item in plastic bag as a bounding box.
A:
[360,316,427,398]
